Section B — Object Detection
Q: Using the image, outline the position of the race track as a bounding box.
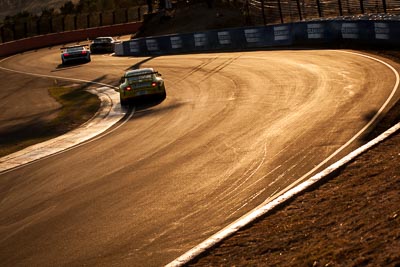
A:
[0,48,398,266]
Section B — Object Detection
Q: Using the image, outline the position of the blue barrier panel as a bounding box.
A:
[224,27,248,50]
[166,34,185,54]
[154,35,171,54]
[121,20,400,57]
[122,40,132,55]
[125,38,146,56]
[389,21,400,45]
[145,37,160,55]
[271,24,293,46]
[213,29,235,50]
[339,20,375,44]
[372,20,400,46]
[241,26,269,48]
[184,32,198,53]
[292,21,335,46]
[192,32,210,52]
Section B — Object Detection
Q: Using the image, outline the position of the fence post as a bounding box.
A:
[100,13,103,26]
[36,19,41,35]
[74,15,78,30]
[87,14,90,28]
[50,17,53,33]
[138,7,141,21]
[316,0,322,17]
[112,11,116,24]
[11,24,16,41]
[125,8,129,23]
[24,21,28,37]
[277,0,284,23]
[261,0,266,25]
[338,0,343,16]
[359,0,364,13]
[382,0,387,13]
[62,16,65,31]
[296,0,303,21]
[1,26,4,42]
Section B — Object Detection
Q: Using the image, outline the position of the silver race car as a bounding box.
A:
[90,37,118,53]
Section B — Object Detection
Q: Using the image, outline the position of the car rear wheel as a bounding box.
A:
[120,96,129,106]
[159,91,167,101]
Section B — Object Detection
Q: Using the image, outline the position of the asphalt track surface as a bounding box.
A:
[0,48,399,267]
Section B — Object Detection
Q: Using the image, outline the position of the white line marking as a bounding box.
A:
[165,51,400,267]
[0,56,131,174]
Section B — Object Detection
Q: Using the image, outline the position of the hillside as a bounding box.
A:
[0,0,79,21]
[1,0,399,265]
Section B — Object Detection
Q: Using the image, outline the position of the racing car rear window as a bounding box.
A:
[127,74,153,83]
[94,38,111,43]
[66,47,84,52]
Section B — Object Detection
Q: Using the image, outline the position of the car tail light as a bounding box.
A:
[81,51,87,55]
[151,82,158,87]
[64,53,70,56]
[124,85,132,91]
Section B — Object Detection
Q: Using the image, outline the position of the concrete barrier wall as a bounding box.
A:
[115,20,400,57]
[0,21,142,57]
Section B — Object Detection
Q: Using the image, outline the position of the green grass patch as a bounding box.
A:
[0,85,100,158]
[48,86,100,131]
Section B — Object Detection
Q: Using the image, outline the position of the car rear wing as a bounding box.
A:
[120,71,162,83]
[124,71,162,78]
[60,44,90,52]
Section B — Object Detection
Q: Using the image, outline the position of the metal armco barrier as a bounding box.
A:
[116,20,400,57]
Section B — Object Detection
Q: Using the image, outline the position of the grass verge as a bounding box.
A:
[0,85,100,157]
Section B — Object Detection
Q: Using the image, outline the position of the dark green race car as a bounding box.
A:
[117,68,166,106]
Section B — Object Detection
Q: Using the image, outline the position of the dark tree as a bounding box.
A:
[60,1,76,14]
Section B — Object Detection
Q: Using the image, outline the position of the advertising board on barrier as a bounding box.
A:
[341,23,359,39]
[218,31,231,45]
[374,22,390,40]
[170,36,183,49]
[194,33,207,47]
[245,29,261,43]
[307,23,325,39]
[274,25,290,41]
[129,41,140,53]
[146,39,159,51]
[119,20,400,56]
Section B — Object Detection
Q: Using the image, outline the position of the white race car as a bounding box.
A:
[61,45,91,65]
